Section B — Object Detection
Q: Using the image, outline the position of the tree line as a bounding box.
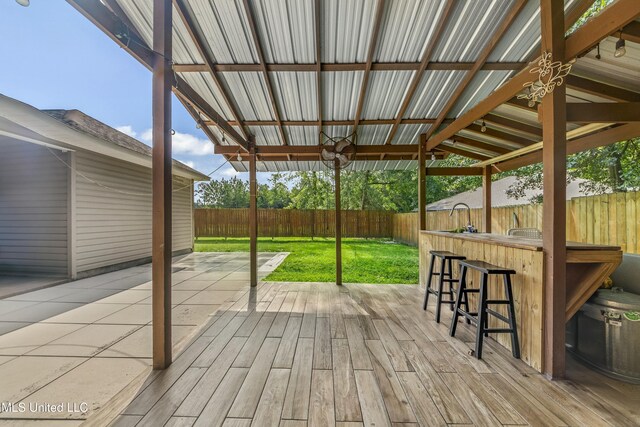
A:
[196,138,639,211]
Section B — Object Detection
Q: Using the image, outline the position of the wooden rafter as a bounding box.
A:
[422,0,528,141]
[353,0,386,132]
[451,136,510,155]
[205,118,455,127]
[242,0,288,148]
[622,21,640,44]
[463,123,535,146]
[383,0,456,146]
[172,62,527,73]
[173,0,249,140]
[439,144,491,161]
[426,0,640,153]
[483,113,542,137]
[566,103,640,122]
[566,75,640,103]
[425,167,484,176]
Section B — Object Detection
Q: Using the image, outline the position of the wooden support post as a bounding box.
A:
[541,0,567,379]
[151,0,172,370]
[249,137,258,287]
[418,135,427,231]
[335,161,342,286]
[482,165,492,233]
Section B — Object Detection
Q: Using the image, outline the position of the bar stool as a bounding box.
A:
[422,250,466,323]
[449,260,520,359]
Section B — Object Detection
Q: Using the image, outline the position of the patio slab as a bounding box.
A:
[0,252,289,424]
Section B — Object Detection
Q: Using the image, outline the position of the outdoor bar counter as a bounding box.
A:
[420,230,623,372]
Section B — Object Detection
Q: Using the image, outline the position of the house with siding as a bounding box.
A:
[0,94,209,280]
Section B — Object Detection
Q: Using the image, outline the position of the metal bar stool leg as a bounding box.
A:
[449,265,467,337]
[475,273,488,359]
[422,253,436,310]
[504,273,521,359]
[447,258,455,311]
[435,256,446,323]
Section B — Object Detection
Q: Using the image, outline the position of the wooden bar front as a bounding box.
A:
[420,231,622,372]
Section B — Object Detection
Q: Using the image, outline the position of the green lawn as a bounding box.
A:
[194,237,418,284]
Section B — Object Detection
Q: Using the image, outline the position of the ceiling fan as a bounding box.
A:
[320,132,356,169]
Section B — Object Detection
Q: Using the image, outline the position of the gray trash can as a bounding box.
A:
[567,288,640,383]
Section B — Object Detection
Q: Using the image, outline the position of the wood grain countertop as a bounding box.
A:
[420,231,621,252]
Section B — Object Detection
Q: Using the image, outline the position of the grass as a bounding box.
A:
[194,237,418,284]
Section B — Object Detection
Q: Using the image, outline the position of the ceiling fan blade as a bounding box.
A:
[335,139,351,153]
[338,154,350,167]
[321,148,336,160]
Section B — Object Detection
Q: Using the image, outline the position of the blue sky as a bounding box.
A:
[0,1,251,181]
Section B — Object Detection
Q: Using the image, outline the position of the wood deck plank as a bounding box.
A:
[309,369,335,427]
[193,368,248,427]
[332,338,363,422]
[282,338,314,420]
[251,368,290,427]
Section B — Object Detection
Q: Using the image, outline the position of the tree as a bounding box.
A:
[197,176,249,208]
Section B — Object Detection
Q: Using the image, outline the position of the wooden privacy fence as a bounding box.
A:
[194,208,393,238]
[392,191,640,255]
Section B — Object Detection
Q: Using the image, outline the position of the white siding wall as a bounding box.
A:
[74,151,193,274]
[0,139,68,275]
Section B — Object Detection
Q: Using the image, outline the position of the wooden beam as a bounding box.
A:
[423,0,528,141]
[425,167,484,176]
[439,145,492,161]
[353,0,386,132]
[242,0,288,147]
[482,165,492,233]
[384,1,456,145]
[172,61,528,73]
[418,135,426,231]
[566,75,640,103]
[622,20,640,44]
[215,144,421,155]
[495,122,640,171]
[566,102,640,122]
[483,113,542,138]
[335,161,342,286]
[151,0,172,370]
[426,0,640,152]
[207,118,452,127]
[451,136,510,155]
[173,0,249,140]
[249,138,257,287]
[565,0,640,60]
[464,123,536,147]
[541,0,566,380]
[315,0,322,129]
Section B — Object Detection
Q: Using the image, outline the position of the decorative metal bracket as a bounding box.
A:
[517,51,575,107]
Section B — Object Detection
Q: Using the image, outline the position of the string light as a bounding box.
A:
[614,35,626,58]
[431,153,436,161]
[480,120,487,133]
[171,129,176,135]
[237,152,243,162]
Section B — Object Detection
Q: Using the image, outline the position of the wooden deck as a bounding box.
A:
[108,282,640,427]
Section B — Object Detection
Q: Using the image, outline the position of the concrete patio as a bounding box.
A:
[0,252,287,425]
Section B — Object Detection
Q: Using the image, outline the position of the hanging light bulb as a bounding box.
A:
[431,153,436,161]
[614,37,626,58]
[170,129,176,135]
[480,120,487,133]
[15,0,30,6]
[528,99,536,108]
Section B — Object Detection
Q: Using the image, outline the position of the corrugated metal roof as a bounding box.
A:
[357,125,392,145]
[374,0,444,62]
[271,72,318,121]
[285,126,318,146]
[248,125,281,145]
[219,72,274,120]
[431,0,515,62]
[179,72,235,120]
[252,0,315,64]
[406,70,467,119]
[322,71,363,120]
[449,70,513,117]
[390,124,430,145]
[361,71,414,120]
[321,0,377,63]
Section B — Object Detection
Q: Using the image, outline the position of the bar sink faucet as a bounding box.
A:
[449,202,477,233]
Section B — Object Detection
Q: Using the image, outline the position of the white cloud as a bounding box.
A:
[140,128,214,156]
[116,125,137,138]
[220,167,240,177]
[183,160,196,169]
